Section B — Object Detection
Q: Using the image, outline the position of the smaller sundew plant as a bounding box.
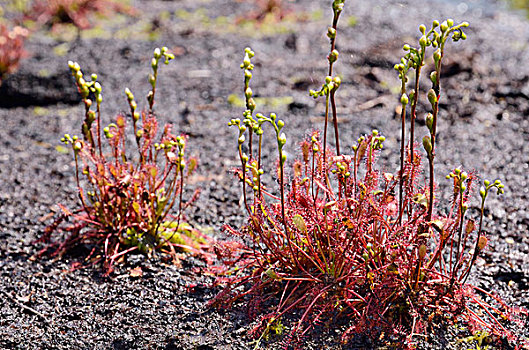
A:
[26,0,133,31]
[244,0,289,23]
[0,24,28,86]
[39,47,211,274]
[214,1,524,348]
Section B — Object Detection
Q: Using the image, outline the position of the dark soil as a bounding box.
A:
[1,0,529,349]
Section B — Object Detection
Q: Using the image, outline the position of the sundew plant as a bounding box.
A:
[214,0,523,348]
[39,47,212,274]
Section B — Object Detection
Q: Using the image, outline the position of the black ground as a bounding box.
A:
[1,0,528,349]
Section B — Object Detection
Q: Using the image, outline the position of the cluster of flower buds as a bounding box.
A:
[309,76,341,98]
[332,0,345,14]
[125,88,140,122]
[246,160,264,192]
[61,133,83,153]
[311,133,320,153]
[371,130,385,150]
[446,167,469,194]
[228,118,246,146]
[480,179,505,199]
[162,136,186,171]
[332,160,351,178]
[148,47,175,108]
[240,47,256,113]
[103,123,117,139]
[68,61,102,106]
[244,110,263,137]
[352,135,365,152]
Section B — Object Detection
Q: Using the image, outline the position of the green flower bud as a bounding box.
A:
[409,89,415,102]
[125,88,134,100]
[327,27,336,39]
[328,49,339,63]
[247,98,256,111]
[245,87,252,99]
[426,113,434,132]
[440,21,448,32]
[422,135,432,154]
[432,20,439,28]
[430,71,438,85]
[400,93,409,105]
[153,48,161,59]
[479,186,486,198]
[447,19,454,27]
[433,49,442,63]
[428,89,437,106]
[278,133,287,146]
[419,24,426,34]
[148,74,156,87]
[151,58,158,70]
[419,35,427,47]
[403,44,410,51]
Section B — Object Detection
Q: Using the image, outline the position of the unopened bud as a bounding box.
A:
[428,89,437,106]
[400,93,409,105]
[426,113,434,131]
[430,71,438,85]
[422,135,432,154]
[327,27,336,39]
[419,35,427,47]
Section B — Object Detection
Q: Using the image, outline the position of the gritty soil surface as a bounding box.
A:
[1,0,529,349]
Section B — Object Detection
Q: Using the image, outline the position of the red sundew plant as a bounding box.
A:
[26,0,133,30]
[236,0,291,25]
[38,47,212,274]
[250,0,288,22]
[0,24,28,85]
[213,0,525,348]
